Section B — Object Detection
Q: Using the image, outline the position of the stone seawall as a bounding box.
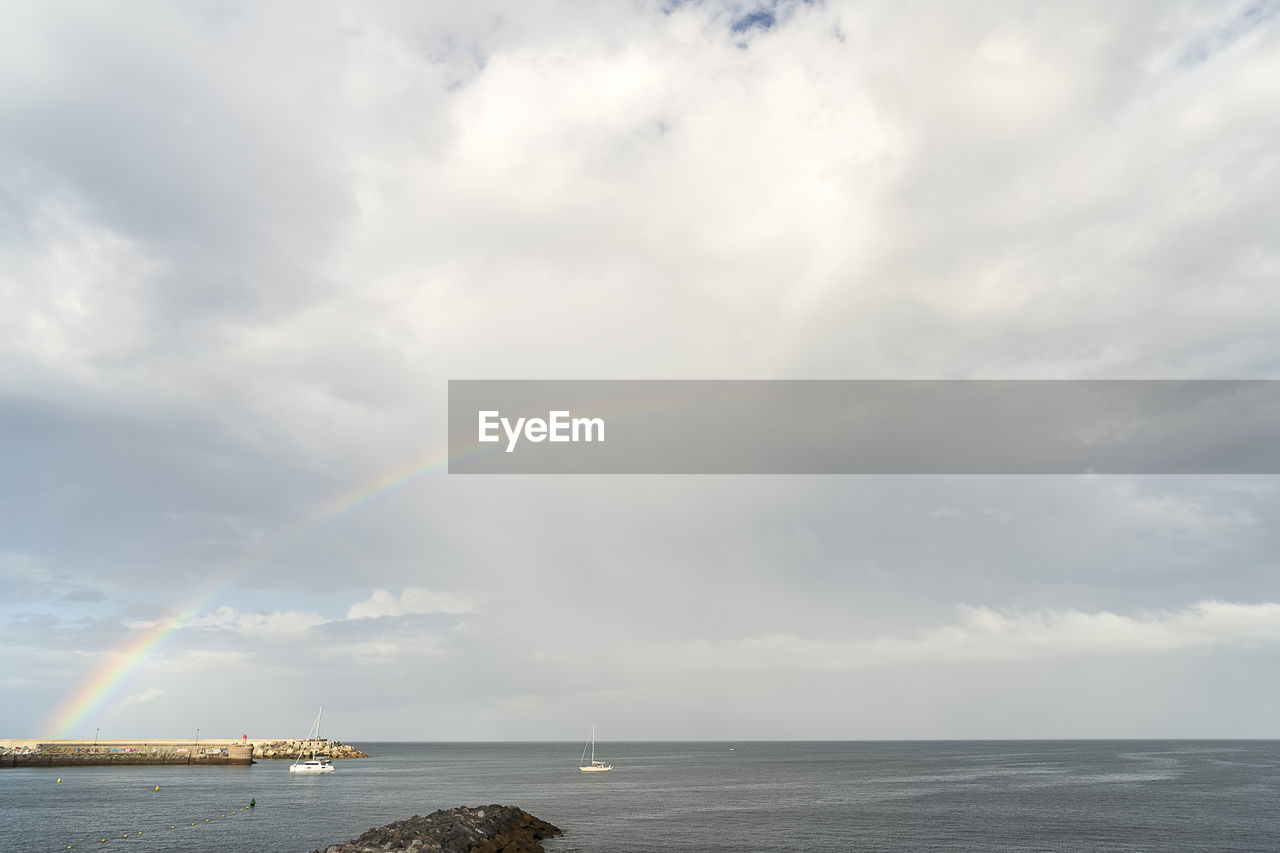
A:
[0,738,361,768]
[6,751,252,768]
[1,737,368,768]
[2,742,255,768]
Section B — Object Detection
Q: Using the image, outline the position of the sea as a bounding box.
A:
[2,741,1279,853]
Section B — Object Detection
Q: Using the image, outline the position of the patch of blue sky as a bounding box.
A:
[1178,0,1278,67]
[731,9,776,34]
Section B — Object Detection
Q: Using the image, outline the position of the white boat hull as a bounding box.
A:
[290,761,335,774]
[579,763,612,772]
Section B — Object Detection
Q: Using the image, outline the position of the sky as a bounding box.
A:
[2,0,1279,741]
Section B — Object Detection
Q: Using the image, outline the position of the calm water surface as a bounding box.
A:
[2,741,1279,852]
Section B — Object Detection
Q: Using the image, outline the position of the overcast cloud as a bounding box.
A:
[2,0,1279,740]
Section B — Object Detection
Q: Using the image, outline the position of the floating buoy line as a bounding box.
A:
[50,784,259,850]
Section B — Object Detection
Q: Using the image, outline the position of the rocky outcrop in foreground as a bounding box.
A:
[313,805,562,853]
[253,739,369,759]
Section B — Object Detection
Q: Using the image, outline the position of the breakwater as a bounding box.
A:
[1,739,255,767]
[1,737,369,767]
[252,739,368,760]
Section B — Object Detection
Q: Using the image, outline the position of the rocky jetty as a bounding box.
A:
[253,739,368,760]
[312,805,561,853]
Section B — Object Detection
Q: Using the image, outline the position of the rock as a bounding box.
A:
[311,805,561,853]
[253,739,370,759]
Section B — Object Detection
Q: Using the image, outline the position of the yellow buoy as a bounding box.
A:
[57,778,61,783]
[155,785,160,791]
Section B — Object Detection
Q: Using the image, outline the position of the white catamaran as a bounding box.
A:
[579,723,612,772]
[289,706,335,774]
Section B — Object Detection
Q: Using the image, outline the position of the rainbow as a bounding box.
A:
[43,386,669,738]
[43,439,486,739]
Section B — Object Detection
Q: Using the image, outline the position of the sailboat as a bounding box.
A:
[289,706,335,774]
[578,723,612,772]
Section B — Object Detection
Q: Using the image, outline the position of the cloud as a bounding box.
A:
[56,587,108,604]
[346,587,475,620]
[0,552,108,604]
[675,600,1280,673]
[187,606,327,637]
[3,1,1280,739]
[116,687,163,709]
[982,506,1015,523]
[114,590,472,666]
[114,588,472,654]
[915,600,1280,660]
